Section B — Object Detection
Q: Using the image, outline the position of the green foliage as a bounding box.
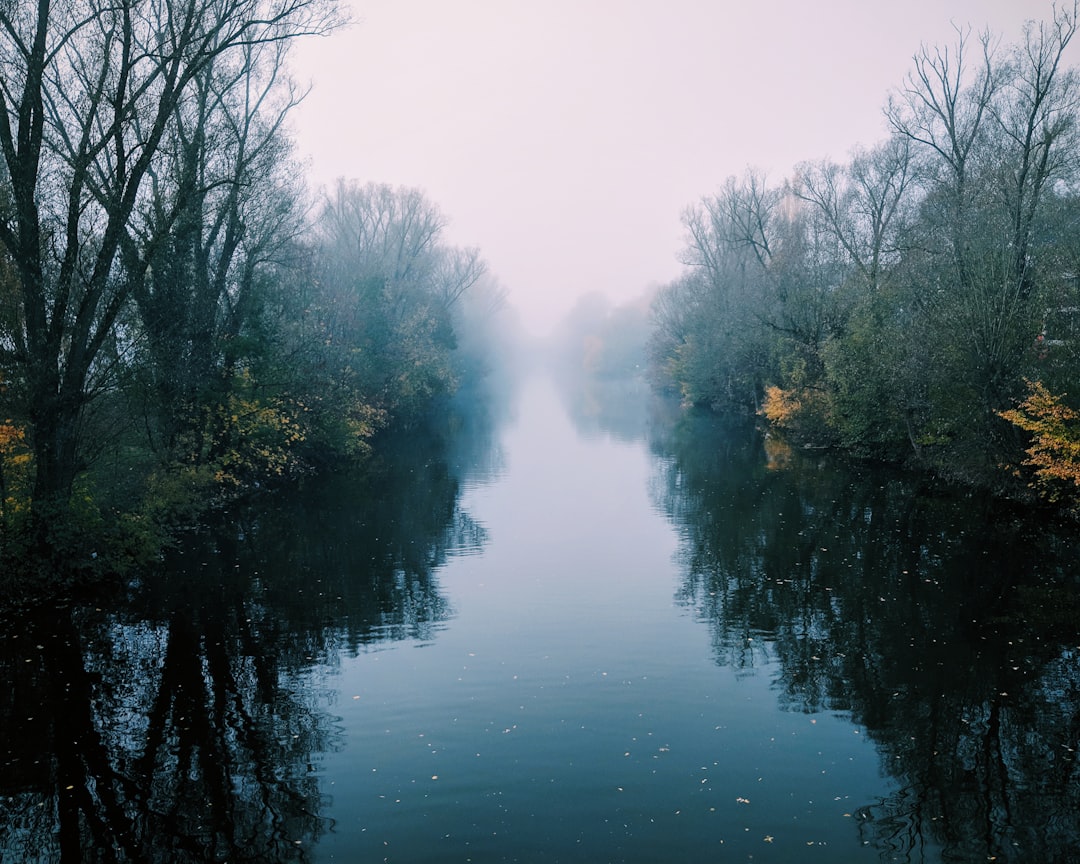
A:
[819,289,929,458]
[0,480,164,605]
[304,183,495,437]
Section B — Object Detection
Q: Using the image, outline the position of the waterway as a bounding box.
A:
[1,370,1078,862]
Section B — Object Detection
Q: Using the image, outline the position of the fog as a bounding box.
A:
[289,0,1068,337]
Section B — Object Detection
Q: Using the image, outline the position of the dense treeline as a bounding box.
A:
[0,0,508,588]
[649,7,1080,509]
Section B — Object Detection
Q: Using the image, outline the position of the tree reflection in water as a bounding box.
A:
[0,410,494,862]
[0,596,330,862]
[651,408,1080,864]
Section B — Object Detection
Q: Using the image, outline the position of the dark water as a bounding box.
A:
[2,372,1079,863]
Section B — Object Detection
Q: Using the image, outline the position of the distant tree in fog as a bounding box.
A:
[305,180,489,426]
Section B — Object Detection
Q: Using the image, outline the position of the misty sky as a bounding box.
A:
[289,0,1072,336]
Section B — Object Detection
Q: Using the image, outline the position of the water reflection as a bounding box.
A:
[3,378,1079,863]
[0,598,332,862]
[555,373,658,443]
[650,407,1080,863]
[0,404,494,862]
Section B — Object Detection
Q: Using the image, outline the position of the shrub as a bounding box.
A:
[999,379,1080,506]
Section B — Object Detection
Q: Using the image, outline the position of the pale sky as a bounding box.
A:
[288,0,1072,336]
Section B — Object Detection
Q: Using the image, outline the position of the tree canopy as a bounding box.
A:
[648,5,1080,505]
[0,1,510,588]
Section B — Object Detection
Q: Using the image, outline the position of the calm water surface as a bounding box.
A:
[1,372,1079,863]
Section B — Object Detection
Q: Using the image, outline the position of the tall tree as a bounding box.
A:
[993,5,1080,301]
[886,9,1079,410]
[126,34,307,466]
[0,0,337,516]
[886,25,1000,293]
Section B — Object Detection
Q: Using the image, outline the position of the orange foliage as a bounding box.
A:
[1000,380,1080,502]
[761,385,803,429]
[0,422,24,451]
[0,419,32,515]
[763,434,794,471]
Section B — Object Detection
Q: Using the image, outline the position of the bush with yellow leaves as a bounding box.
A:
[1000,379,1080,506]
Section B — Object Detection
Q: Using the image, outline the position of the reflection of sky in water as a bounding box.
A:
[316,373,893,862]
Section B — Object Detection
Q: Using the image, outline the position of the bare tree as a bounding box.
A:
[318,180,446,287]
[991,1,1080,299]
[431,245,486,312]
[796,136,913,294]
[310,181,488,419]
[712,169,777,269]
[886,10,1080,404]
[0,0,339,511]
[886,24,1001,291]
[125,33,309,462]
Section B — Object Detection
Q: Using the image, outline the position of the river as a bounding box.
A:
[1,370,1078,863]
